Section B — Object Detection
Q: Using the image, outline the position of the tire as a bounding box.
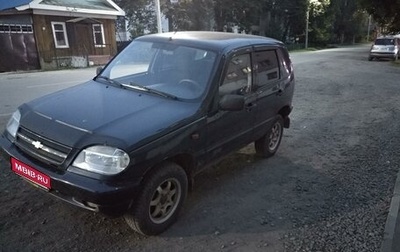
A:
[255,115,284,158]
[368,56,373,61]
[124,162,188,236]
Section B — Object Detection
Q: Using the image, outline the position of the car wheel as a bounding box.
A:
[255,115,284,158]
[124,162,188,236]
[368,56,373,61]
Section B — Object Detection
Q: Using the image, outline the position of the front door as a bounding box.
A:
[75,24,93,55]
[206,50,257,162]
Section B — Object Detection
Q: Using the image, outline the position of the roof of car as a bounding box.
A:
[136,31,284,53]
[376,36,398,39]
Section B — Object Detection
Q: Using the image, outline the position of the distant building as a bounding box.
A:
[0,0,125,72]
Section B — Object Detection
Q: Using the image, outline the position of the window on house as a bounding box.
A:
[93,24,106,47]
[0,24,33,33]
[51,22,69,48]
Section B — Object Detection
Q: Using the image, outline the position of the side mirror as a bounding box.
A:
[219,94,245,111]
[96,66,103,75]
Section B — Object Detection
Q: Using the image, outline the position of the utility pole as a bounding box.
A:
[367,15,371,41]
[155,0,162,33]
[305,6,309,49]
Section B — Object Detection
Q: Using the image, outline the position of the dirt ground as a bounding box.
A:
[1,45,400,252]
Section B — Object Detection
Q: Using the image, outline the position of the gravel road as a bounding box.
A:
[1,45,400,251]
[282,46,400,251]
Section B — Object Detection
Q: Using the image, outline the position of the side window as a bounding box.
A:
[219,54,252,95]
[254,50,280,86]
[51,22,69,48]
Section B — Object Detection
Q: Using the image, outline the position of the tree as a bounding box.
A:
[115,0,373,46]
[164,0,214,31]
[114,0,158,37]
[212,0,309,40]
[358,0,400,33]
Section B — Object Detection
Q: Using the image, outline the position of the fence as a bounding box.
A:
[39,44,113,70]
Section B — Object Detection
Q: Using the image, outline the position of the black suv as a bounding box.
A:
[0,31,294,235]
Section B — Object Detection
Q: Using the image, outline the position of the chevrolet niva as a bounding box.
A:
[0,31,295,235]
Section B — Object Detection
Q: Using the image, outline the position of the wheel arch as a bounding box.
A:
[166,153,195,190]
[140,153,195,191]
[278,105,292,128]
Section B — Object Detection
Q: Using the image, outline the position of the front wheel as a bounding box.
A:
[124,162,188,236]
[255,115,284,158]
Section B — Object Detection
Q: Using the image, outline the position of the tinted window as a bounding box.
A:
[220,54,252,95]
[254,50,279,86]
[279,47,292,75]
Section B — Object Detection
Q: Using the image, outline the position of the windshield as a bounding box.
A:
[99,40,217,100]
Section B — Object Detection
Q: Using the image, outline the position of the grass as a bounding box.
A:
[392,60,400,67]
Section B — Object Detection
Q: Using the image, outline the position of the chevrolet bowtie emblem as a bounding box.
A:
[32,141,44,149]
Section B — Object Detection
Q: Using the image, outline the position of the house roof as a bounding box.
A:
[1,0,125,17]
[0,0,31,11]
[41,0,116,12]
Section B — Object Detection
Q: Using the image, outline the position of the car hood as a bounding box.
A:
[19,81,200,150]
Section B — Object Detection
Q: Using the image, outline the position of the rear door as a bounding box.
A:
[252,46,282,139]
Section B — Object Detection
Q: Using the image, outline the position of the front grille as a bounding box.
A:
[15,127,72,167]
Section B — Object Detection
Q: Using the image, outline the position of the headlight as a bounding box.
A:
[72,146,130,175]
[6,110,21,138]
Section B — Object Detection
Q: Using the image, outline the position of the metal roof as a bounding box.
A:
[41,0,116,11]
[137,31,283,53]
[0,0,124,15]
[0,0,31,11]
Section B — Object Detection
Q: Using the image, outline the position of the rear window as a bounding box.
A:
[375,39,395,45]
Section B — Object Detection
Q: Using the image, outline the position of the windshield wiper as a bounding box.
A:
[96,76,125,88]
[127,83,178,100]
[96,76,177,100]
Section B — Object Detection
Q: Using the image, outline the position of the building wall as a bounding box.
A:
[32,15,117,69]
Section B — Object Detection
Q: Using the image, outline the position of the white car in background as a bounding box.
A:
[368,36,400,61]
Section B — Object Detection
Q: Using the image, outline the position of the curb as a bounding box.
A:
[381,169,400,252]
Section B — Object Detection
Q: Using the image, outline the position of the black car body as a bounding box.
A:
[0,31,294,235]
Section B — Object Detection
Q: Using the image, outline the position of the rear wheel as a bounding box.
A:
[124,162,188,236]
[255,115,284,158]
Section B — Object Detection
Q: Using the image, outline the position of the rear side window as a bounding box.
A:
[278,47,293,75]
[254,50,280,86]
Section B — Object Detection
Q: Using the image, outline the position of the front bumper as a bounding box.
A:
[0,134,141,217]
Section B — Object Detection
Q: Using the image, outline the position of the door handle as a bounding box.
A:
[245,102,256,111]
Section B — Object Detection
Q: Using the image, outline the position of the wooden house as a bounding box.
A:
[0,0,125,72]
